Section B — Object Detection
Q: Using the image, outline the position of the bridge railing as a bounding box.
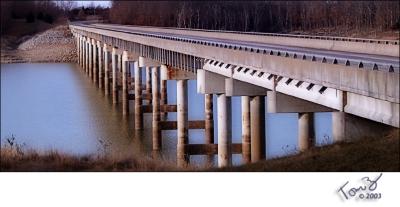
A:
[70,24,399,73]
[75,22,399,45]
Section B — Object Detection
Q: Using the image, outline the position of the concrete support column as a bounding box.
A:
[217,94,232,167]
[241,96,251,164]
[76,36,80,65]
[134,62,143,130]
[250,96,266,162]
[92,39,97,83]
[298,112,315,151]
[160,79,168,119]
[122,51,129,115]
[85,39,89,73]
[152,66,161,151]
[146,67,152,104]
[88,39,92,78]
[177,79,189,167]
[205,94,214,144]
[332,112,345,143]
[112,47,118,104]
[79,37,82,67]
[97,41,103,89]
[81,37,85,68]
[104,44,109,95]
[205,93,214,164]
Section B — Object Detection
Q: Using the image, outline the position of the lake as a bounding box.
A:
[1,63,333,166]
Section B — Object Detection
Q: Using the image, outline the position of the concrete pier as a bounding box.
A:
[146,67,152,104]
[250,96,266,162]
[298,112,315,151]
[160,79,168,119]
[104,44,110,95]
[217,93,232,167]
[92,39,97,84]
[332,111,345,142]
[112,47,118,104]
[205,94,214,145]
[177,79,189,167]
[160,65,168,119]
[152,66,161,151]
[88,39,92,78]
[134,62,143,130]
[97,41,103,89]
[77,36,81,65]
[85,39,89,73]
[205,93,214,163]
[241,96,251,163]
[122,51,129,115]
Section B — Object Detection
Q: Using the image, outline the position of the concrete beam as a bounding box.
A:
[267,91,334,113]
[138,56,160,67]
[197,69,226,94]
[344,92,399,127]
[160,64,196,80]
[225,78,269,96]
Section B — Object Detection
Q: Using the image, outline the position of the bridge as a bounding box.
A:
[69,22,399,167]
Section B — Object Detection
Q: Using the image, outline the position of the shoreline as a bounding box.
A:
[1,24,77,64]
[2,133,398,172]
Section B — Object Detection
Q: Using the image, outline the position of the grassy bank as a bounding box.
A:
[221,133,399,172]
[0,148,183,172]
[1,132,398,172]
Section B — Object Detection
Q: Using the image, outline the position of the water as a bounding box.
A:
[1,63,333,166]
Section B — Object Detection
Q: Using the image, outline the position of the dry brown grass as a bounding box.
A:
[219,131,400,172]
[0,144,191,172]
[2,131,398,172]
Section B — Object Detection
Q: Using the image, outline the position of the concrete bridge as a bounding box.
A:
[69,22,399,167]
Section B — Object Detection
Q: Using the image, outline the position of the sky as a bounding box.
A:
[76,1,111,8]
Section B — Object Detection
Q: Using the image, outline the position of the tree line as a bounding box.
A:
[109,1,400,34]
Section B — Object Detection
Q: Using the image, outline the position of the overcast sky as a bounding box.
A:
[76,1,111,8]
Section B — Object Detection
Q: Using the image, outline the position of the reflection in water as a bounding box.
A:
[1,63,332,166]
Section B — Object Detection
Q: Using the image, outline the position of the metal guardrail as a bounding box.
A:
[70,23,399,73]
